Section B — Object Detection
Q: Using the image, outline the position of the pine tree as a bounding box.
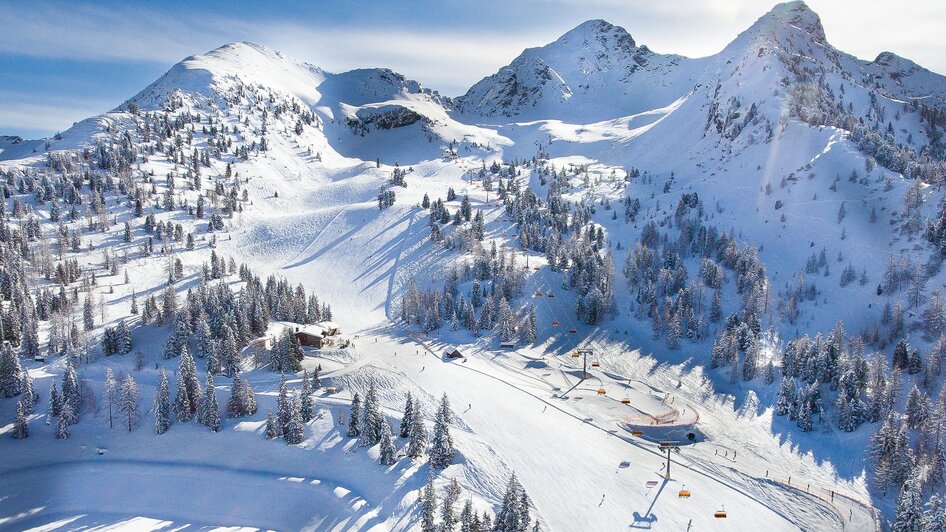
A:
[922,494,946,531]
[286,333,305,373]
[400,392,415,438]
[20,371,35,414]
[174,346,201,421]
[276,376,291,436]
[154,369,172,434]
[260,409,275,439]
[360,381,383,446]
[407,403,429,459]
[906,385,929,429]
[299,369,314,422]
[429,393,454,469]
[48,381,61,417]
[61,362,81,415]
[460,499,475,532]
[495,473,525,532]
[12,400,28,439]
[0,342,23,397]
[198,374,221,432]
[312,367,322,390]
[442,478,461,532]
[219,324,241,377]
[119,374,140,431]
[893,472,923,531]
[83,293,95,331]
[348,393,362,437]
[420,472,438,532]
[228,373,256,418]
[379,419,397,465]
[56,403,71,439]
[284,392,305,444]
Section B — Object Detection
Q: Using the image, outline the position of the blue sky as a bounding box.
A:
[2,0,944,138]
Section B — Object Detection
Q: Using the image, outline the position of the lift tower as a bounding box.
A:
[576,348,594,379]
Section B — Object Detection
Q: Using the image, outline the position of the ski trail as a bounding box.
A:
[281,206,348,270]
[406,332,842,530]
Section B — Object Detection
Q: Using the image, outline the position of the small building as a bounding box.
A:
[445,347,464,359]
[295,331,325,348]
[294,325,328,348]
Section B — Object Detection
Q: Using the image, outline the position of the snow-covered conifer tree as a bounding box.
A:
[379,419,397,465]
[348,393,362,437]
[119,374,140,431]
[13,400,28,439]
[400,392,415,438]
[154,369,172,434]
[429,393,454,469]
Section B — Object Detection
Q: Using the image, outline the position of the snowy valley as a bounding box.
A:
[3,1,946,530]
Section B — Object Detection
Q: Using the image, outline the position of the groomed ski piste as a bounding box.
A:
[5,1,946,529]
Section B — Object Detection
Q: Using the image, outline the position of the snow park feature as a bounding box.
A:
[2,0,946,529]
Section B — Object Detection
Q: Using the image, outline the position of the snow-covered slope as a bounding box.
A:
[2,1,946,530]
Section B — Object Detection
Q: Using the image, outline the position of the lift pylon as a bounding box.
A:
[575,348,594,379]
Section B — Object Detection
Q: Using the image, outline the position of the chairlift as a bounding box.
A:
[621,398,631,404]
[597,389,607,395]
[552,321,561,326]
[645,480,658,488]
[590,362,600,368]
[714,506,727,518]
[535,290,543,296]
[570,352,580,358]
[568,329,578,334]
[678,489,691,498]
[547,291,556,297]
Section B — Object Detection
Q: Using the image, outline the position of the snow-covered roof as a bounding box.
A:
[317,321,341,331]
[295,324,326,337]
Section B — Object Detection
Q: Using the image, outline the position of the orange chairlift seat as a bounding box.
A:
[714,507,727,518]
[597,389,607,395]
[552,321,561,326]
[621,398,631,404]
[678,487,691,498]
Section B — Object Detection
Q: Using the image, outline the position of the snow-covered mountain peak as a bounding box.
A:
[122,41,326,110]
[724,0,827,56]
[753,1,826,43]
[546,18,638,58]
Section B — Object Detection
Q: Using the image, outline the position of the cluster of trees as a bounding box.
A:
[419,471,541,532]
[157,265,331,378]
[347,384,454,469]
[625,193,768,351]
[787,81,946,185]
[398,240,530,339]
[264,372,316,444]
